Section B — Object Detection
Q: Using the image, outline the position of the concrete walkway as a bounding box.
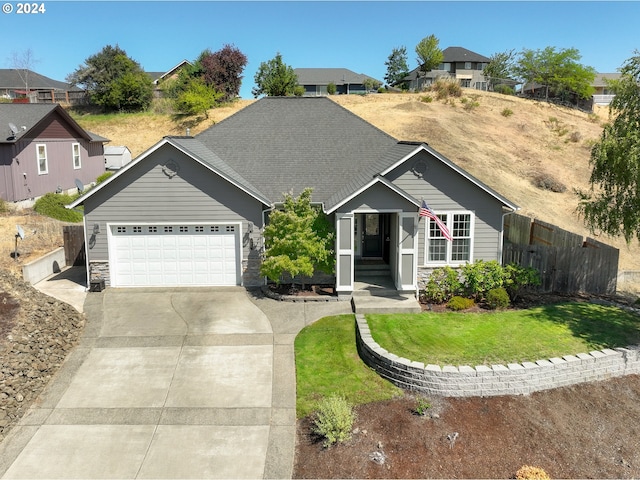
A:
[0,275,352,479]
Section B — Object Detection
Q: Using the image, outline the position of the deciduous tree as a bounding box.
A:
[577,51,640,243]
[67,45,153,112]
[199,44,248,101]
[483,49,517,92]
[415,35,443,77]
[261,188,334,286]
[515,47,596,102]
[252,53,298,97]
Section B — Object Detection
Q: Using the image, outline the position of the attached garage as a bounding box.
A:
[108,223,241,287]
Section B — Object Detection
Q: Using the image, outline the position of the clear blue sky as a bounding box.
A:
[1,1,638,99]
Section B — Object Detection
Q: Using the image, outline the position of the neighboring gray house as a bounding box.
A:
[69,97,518,293]
[104,146,133,170]
[0,103,109,205]
[0,69,81,104]
[591,73,622,106]
[294,68,382,96]
[401,46,491,91]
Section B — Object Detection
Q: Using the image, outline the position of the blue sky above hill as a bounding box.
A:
[1,1,638,99]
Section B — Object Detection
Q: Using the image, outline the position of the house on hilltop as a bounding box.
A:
[294,68,382,96]
[591,73,622,106]
[147,60,193,97]
[400,46,491,91]
[0,103,109,205]
[0,69,84,104]
[69,97,518,294]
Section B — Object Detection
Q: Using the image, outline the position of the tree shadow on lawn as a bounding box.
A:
[536,301,640,349]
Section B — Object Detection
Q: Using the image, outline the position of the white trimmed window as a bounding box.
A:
[37,144,48,175]
[424,211,474,265]
[72,143,81,169]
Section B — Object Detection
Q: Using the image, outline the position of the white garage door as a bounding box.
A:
[110,224,240,287]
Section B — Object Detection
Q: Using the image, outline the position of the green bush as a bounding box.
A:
[327,82,336,95]
[422,266,461,303]
[501,108,514,117]
[461,96,480,111]
[447,295,475,311]
[413,396,432,416]
[494,84,515,95]
[486,287,510,309]
[34,193,83,223]
[460,260,505,300]
[96,171,114,184]
[503,263,541,301]
[293,85,305,97]
[312,394,356,448]
[0,197,7,214]
[420,95,433,103]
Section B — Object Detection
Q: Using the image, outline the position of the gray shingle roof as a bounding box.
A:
[195,97,398,205]
[402,46,491,82]
[294,68,381,86]
[0,103,108,143]
[0,69,71,91]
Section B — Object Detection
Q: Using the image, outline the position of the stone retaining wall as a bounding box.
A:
[355,314,640,397]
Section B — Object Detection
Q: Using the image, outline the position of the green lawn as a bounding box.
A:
[367,302,640,366]
[294,315,403,418]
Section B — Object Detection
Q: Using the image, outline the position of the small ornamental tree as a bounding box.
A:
[261,188,335,287]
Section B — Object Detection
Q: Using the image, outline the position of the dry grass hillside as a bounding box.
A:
[73,92,640,277]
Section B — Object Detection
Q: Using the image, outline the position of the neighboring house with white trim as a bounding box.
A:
[0,103,108,205]
[400,46,491,91]
[69,97,518,292]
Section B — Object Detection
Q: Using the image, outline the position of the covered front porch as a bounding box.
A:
[335,210,420,297]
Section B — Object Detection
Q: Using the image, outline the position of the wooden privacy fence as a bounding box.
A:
[503,214,619,295]
[63,225,86,267]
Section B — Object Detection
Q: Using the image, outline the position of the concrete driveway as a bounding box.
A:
[0,287,291,479]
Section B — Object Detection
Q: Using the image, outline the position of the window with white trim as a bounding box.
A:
[37,144,48,175]
[424,211,474,265]
[72,143,81,169]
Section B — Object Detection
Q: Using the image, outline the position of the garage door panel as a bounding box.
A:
[111,224,240,287]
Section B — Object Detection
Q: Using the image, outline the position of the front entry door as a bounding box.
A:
[362,214,383,258]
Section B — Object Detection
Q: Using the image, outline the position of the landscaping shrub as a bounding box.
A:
[515,465,550,480]
[460,260,504,300]
[327,83,336,95]
[422,266,461,303]
[503,263,541,301]
[34,193,83,223]
[486,287,510,309]
[533,173,567,193]
[494,84,515,95]
[447,295,475,311]
[312,394,356,448]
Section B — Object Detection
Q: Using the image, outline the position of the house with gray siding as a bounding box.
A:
[0,103,109,205]
[401,46,491,91]
[294,68,382,96]
[69,97,518,294]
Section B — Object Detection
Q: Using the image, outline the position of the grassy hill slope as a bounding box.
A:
[73,93,640,275]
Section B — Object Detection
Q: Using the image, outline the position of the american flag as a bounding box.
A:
[419,200,452,241]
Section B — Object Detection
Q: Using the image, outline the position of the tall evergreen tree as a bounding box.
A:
[384,46,409,87]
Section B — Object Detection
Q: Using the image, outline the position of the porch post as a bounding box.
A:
[397,213,418,292]
[335,213,354,292]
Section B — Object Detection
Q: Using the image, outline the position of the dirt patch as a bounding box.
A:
[294,377,640,479]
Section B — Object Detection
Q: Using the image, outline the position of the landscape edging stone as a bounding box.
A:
[354,313,640,397]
